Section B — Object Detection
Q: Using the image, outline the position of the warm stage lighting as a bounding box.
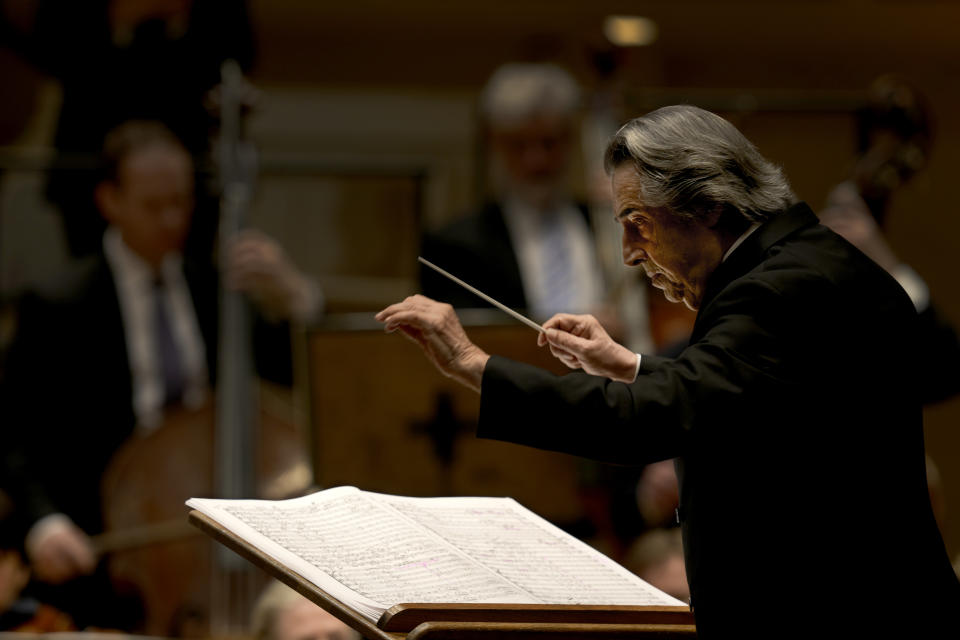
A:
[603,15,659,47]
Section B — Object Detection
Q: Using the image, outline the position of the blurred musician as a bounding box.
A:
[0,0,255,257]
[818,75,960,404]
[251,582,360,640]
[0,120,318,630]
[420,62,607,322]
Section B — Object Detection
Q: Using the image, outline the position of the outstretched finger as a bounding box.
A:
[546,340,575,361]
[542,313,585,333]
[545,327,593,357]
[545,339,584,370]
[376,299,421,323]
[557,352,581,369]
[381,309,439,333]
[375,304,402,323]
[376,295,438,323]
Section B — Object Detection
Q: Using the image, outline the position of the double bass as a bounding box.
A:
[99,60,311,637]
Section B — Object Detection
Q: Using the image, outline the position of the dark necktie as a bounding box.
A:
[153,277,185,406]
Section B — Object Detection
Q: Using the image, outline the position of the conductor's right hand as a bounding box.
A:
[539,314,639,383]
[376,295,490,393]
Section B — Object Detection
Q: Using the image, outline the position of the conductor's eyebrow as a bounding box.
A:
[616,208,635,221]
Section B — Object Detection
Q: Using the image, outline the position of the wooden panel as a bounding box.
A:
[249,173,423,312]
[307,319,584,524]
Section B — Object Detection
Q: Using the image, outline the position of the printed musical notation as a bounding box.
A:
[187,486,684,622]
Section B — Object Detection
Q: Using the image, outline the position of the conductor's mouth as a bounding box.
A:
[649,272,684,302]
[649,272,668,289]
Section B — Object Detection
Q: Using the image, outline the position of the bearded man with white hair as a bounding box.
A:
[420,62,606,320]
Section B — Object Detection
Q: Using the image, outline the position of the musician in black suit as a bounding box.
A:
[0,0,255,258]
[818,75,960,406]
[0,120,318,628]
[421,63,606,320]
[420,65,650,549]
[378,105,960,636]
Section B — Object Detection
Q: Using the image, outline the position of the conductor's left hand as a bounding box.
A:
[376,295,490,393]
[539,313,639,383]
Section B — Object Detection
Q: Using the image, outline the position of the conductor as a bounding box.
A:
[377,105,960,636]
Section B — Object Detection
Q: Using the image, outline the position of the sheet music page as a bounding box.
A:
[378,493,686,606]
[186,487,535,621]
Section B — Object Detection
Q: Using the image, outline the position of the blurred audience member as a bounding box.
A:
[819,75,960,404]
[0,549,74,631]
[0,120,318,629]
[252,581,360,640]
[421,62,607,322]
[634,459,680,529]
[421,63,678,557]
[0,0,255,257]
[624,528,689,603]
[0,550,30,624]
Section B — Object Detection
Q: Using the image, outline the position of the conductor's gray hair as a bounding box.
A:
[604,105,796,224]
[480,63,581,126]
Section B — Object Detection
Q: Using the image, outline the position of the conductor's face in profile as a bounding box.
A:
[378,106,786,387]
[96,143,195,268]
[612,164,728,312]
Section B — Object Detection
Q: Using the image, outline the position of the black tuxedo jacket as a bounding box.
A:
[476,203,960,636]
[1,254,291,541]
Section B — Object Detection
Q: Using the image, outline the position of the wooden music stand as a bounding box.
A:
[188,511,697,639]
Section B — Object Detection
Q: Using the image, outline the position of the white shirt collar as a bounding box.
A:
[500,197,606,318]
[103,226,183,285]
[722,222,761,263]
[102,226,206,430]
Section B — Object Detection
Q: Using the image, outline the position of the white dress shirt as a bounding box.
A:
[103,228,208,429]
[501,197,606,319]
[24,231,212,548]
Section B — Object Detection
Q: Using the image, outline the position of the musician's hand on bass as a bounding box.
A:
[25,516,95,584]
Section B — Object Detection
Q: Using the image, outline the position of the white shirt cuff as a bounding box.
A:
[631,353,643,383]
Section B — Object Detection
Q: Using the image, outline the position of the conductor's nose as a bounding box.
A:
[622,236,645,267]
